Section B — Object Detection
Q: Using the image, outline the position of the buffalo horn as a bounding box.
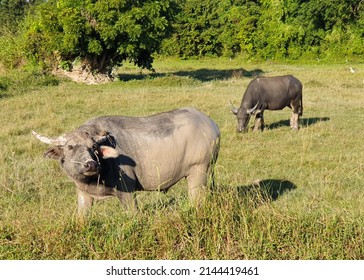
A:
[247,102,259,115]
[92,131,109,143]
[229,101,238,114]
[32,130,68,145]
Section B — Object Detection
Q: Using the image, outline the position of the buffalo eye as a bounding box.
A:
[67,145,74,150]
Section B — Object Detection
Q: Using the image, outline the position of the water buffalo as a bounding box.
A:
[33,107,220,216]
[230,75,303,132]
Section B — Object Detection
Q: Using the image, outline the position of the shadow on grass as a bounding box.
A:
[0,82,10,98]
[0,93,10,99]
[236,179,297,207]
[137,179,296,212]
[267,117,330,130]
[118,68,264,82]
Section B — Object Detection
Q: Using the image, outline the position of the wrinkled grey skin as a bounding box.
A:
[231,75,303,132]
[33,107,220,216]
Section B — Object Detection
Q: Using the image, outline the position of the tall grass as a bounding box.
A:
[0,58,363,259]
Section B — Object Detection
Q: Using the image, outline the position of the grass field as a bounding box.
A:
[0,57,363,259]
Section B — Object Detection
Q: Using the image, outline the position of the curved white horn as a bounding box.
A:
[247,101,259,115]
[32,130,67,145]
[229,101,238,115]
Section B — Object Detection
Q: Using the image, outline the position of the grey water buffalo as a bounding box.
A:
[33,107,220,216]
[230,75,303,132]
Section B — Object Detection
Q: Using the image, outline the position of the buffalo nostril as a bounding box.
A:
[82,161,100,176]
[84,161,97,171]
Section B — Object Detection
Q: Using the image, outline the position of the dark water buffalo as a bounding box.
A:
[231,75,303,132]
[33,107,220,216]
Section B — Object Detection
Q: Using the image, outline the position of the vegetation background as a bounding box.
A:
[0,0,363,74]
[0,0,363,259]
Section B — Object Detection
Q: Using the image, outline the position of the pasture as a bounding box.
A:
[0,58,363,259]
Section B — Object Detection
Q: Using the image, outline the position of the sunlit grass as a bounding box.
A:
[0,58,363,259]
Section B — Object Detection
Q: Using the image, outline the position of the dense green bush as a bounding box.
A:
[0,0,176,75]
[161,0,364,61]
[0,0,363,75]
[23,0,176,74]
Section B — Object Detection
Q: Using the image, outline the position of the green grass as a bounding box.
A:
[1,57,363,259]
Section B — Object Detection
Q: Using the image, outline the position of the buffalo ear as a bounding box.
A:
[44,146,64,160]
[100,146,119,159]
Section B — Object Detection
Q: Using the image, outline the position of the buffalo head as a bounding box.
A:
[32,128,119,183]
[230,101,261,132]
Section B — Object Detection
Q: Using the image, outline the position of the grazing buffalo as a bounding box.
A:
[230,75,303,132]
[33,107,220,216]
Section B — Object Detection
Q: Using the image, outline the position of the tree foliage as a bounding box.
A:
[21,0,175,74]
[1,0,363,77]
[162,0,364,60]
[0,0,32,34]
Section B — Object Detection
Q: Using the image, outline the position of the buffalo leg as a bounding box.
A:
[77,189,94,216]
[186,165,208,203]
[116,168,138,210]
[290,99,301,130]
[253,113,264,132]
[290,112,299,130]
[115,191,137,211]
